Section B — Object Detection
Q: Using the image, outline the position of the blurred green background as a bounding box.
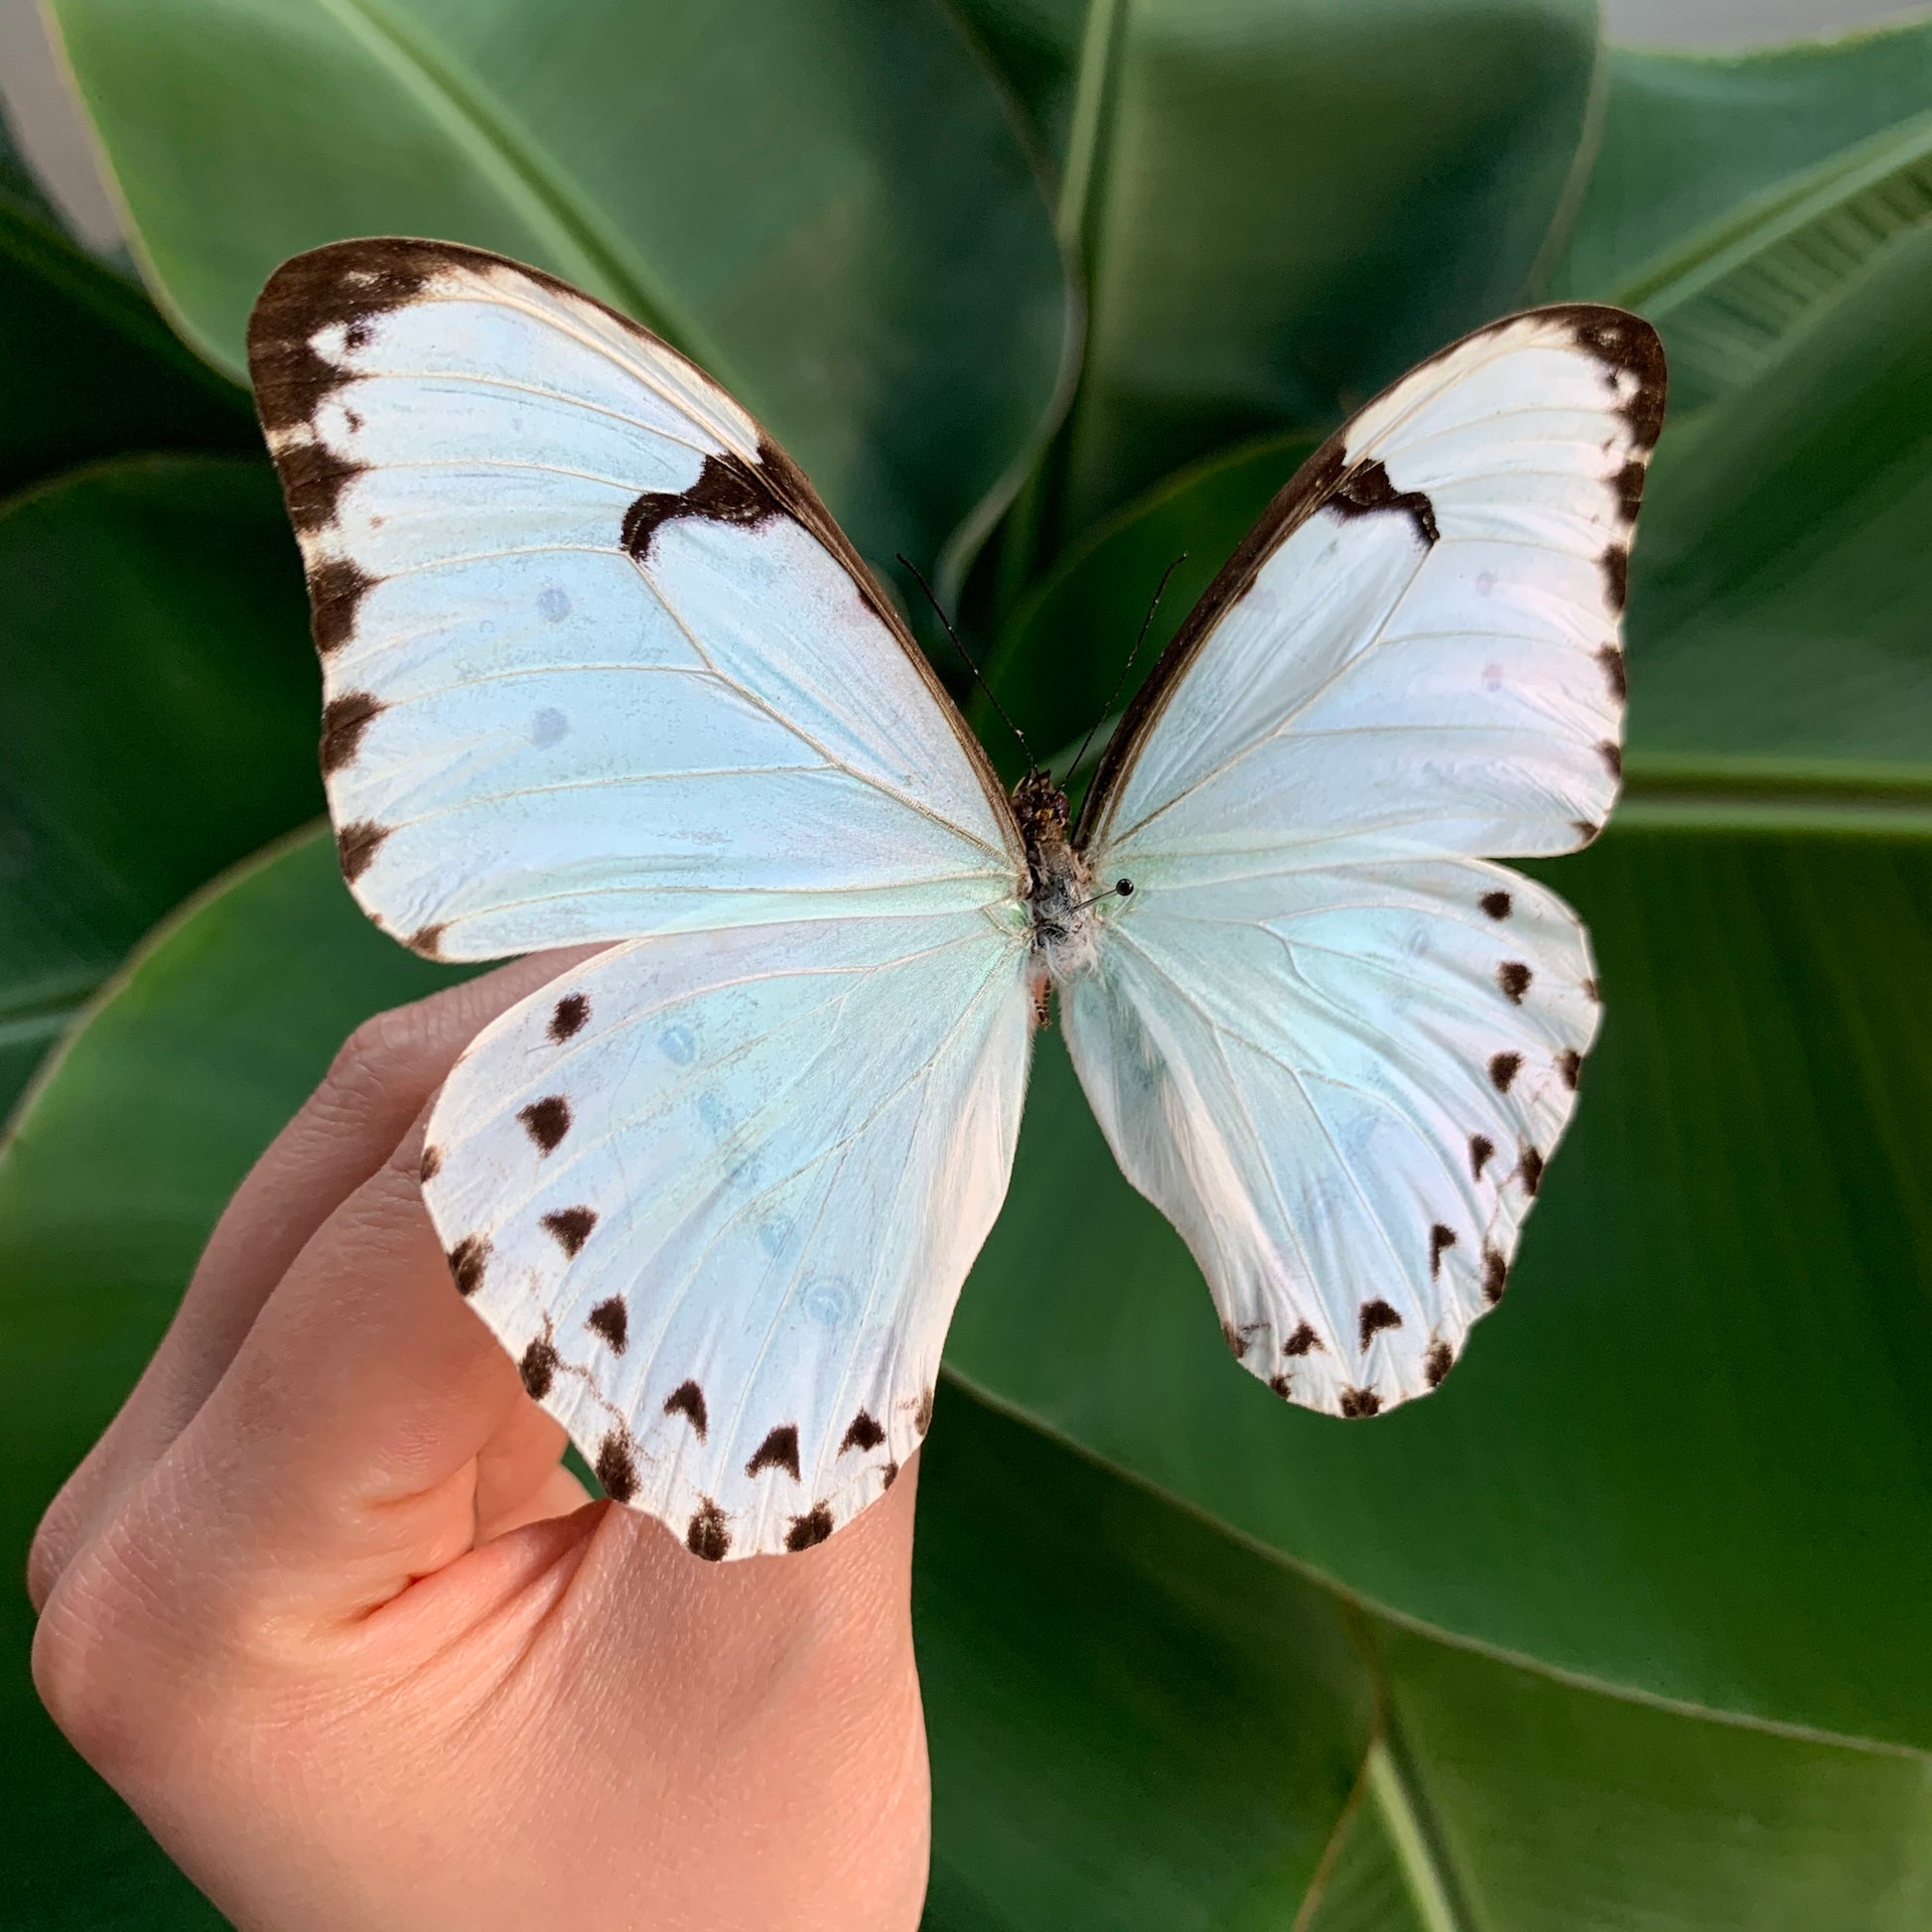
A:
[2,1,1930,1926]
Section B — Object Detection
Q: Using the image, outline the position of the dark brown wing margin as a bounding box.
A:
[246,235,1023,861]
[1072,302,1666,849]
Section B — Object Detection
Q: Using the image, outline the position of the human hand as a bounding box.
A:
[28,955,929,1931]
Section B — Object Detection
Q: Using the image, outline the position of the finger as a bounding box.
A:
[113,1110,525,1627]
[29,949,599,1610]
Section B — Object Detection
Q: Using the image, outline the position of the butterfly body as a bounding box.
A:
[1014,770,1101,1004]
[250,239,1662,1559]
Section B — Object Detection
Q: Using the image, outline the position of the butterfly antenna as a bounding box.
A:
[1067,552,1188,784]
[897,553,1037,776]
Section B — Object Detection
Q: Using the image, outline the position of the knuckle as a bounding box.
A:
[29,1540,160,1779]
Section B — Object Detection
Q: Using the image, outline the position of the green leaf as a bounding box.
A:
[1629,222,1932,781]
[918,1385,1370,1929]
[0,457,322,1113]
[46,0,1070,575]
[950,818,1932,1752]
[1621,106,1932,412]
[0,149,254,498]
[1549,20,1932,305]
[1363,1620,1932,1931]
[1017,0,1602,538]
[978,430,1315,779]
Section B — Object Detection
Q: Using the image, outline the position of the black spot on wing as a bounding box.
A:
[1430,1224,1457,1280]
[596,1433,639,1504]
[1284,1322,1323,1357]
[247,237,435,437]
[405,923,447,960]
[1488,1052,1523,1093]
[1479,891,1512,920]
[1518,1146,1546,1196]
[278,438,366,535]
[1599,740,1623,780]
[308,556,375,657]
[1358,1301,1403,1351]
[541,1206,597,1258]
[519,1338,558,1400]
[1339,1387,1382,1419]
[687,1501,730,1561]
[1597,644,1628,702]
[549,993,590,1042]
[1330,457,1439,546]
[1469,1134,1496,1181]
[1269,1373,1296,1399]
[786,1504,835,1552]
[519,1094,572,1154]
[1612,458,1646,524]
[840,1410,886,1454]
[587,1297,627,1352]
[448,1235,488,1298]
[1563,308,1668,452]
[1482,1247,1508,1305]
[1601,544,1630,614]
[663,1380,708,1440]
[1573,820,1602,847]
[336,819,389,884]
[882,1459,899,1489]
[747,1425,801,1480]
[1497,961,1533,1005]
[1584,977,1602,1003]
[1222,1320,1251,1359]
[621,452,775,563]
[1557,1048,1583,1091]
[1425,1340,1454,1388]
[419,1143,442,1183]
[913,1388,934,1437]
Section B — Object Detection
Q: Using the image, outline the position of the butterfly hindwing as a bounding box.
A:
[423,910,1032,1560]
[1070,306,1663,1416]
[249,238,1021,960]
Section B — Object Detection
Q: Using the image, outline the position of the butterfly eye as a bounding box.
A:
[1116,879,1135,897]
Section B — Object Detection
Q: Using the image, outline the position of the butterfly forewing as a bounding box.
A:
[248,238,1021,962]
[248,238,1039,1558]
[1069,306,1663,1417]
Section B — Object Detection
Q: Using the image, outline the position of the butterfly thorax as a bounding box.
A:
[1013,772,1098,1008]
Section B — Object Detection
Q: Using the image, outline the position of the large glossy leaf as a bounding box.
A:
[0,830,1375,1928]
[1622,106,1932,412]
[978,430,1314,776]
[0,457,320,1115]
[1549,19,1932,305]
[952,813,1932,1750]
[1361,1620,1932,1931]
[1629,222,1932,779]
[47,0,1070,576]
[918,1388,1369,1930]
[1005,0,1601,538]
[0,139,253,497]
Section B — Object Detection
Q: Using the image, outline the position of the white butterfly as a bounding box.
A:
[249,239,1663,1560]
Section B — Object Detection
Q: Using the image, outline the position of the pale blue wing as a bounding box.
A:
[1068,308,1662,1414]
[423,909,1032,1559]
[249,238,1022,960]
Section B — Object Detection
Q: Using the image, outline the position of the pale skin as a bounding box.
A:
[27,953,930,1931]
